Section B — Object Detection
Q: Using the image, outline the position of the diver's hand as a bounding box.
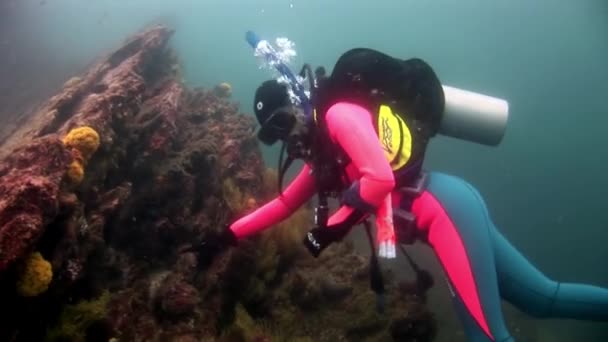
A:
[303,208,366,257]
[303,227,328,257]
[188,225,238,269]
[303,224,350,257]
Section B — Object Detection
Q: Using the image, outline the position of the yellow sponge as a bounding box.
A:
[62,126,100,160]
[62,126,100,185]
[214,82,232,98]
[66,161,85,185]
[17,252,53,297]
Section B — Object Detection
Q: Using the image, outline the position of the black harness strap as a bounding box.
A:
[364,219,386,314]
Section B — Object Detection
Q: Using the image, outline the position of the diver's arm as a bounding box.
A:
[326,102,396,217]
[229,164,316,239]
[303,102,396,257]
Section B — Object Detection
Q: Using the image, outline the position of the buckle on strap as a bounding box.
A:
[397,171,428,197]
[394,172,428,244]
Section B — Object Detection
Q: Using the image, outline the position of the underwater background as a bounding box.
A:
[0,0,607,341]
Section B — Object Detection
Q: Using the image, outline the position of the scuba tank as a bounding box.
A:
[440,85,509,146]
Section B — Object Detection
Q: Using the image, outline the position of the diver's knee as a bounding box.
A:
[514,280,561,318]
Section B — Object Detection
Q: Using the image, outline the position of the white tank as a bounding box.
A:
[439,85,509,146]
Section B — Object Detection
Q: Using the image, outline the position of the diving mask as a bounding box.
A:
[257,105,298,145]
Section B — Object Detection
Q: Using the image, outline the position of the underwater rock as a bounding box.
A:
[46,290,111,342]
[0,25,174,270]
[58,192,79,215]
[167,334,199,342]
[319,274,353,302]
[213,82,232,98]
[157,275,200,318]
[133,79,183,157]
[106,289,144,337]
[174,251,198,281]
[95,182,133,217]
[84,318,116,342]
[288,271,323,311]
[390,310,437,342]
[0,136,71,271]
[148,270,171,304]
[0,25,175,160]
[0,25,181,341]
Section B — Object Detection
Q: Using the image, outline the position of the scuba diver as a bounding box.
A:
[192,34,608,342]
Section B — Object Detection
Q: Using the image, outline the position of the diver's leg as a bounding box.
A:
[491,223,608,320]
[410,172,513,341]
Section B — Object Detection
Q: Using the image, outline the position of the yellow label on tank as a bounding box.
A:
[377,105,412,170]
